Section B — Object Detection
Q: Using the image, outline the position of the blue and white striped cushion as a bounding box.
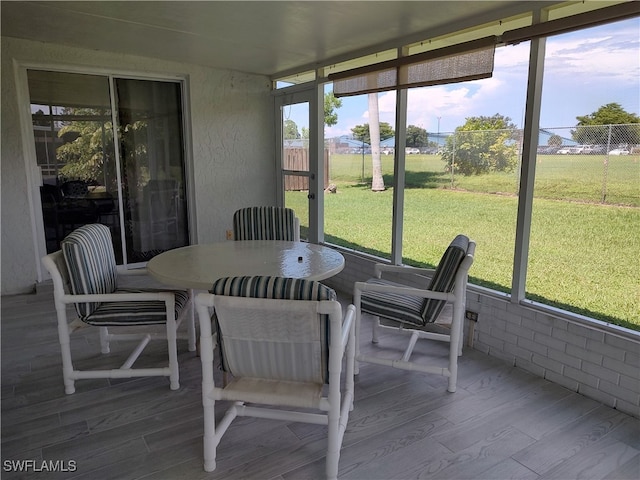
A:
[62,224,118,318]
[62,224,188,325]
[360,278,425,326]
[82,288,190,326]
[211,275,336,301]
[233,206,297,241]
[211,276,336,380]
[361,235,469,327]
[421,234,469,323]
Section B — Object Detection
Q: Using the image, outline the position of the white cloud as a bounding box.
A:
[494,42,530,71]
[544,23,639,85]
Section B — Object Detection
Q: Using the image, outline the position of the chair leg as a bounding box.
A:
[99,326,110,354]
[166,316,179,390]
[325,401,340,480]
[447,357,458,393]
[345,316,356,411]
[371,316,380,344]
[55,302,76,394]
[187,289,197,352]
[353,290,362,375]
[447,325,462,393]
[203,398,217,472]
[203,401,240,472]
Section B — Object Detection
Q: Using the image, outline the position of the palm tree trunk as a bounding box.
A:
[368,93,385,191]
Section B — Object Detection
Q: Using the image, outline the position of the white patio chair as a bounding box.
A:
[41,223,195,394]
[195,276,356,480]
[353,234,475,393]
[232,206,300,241]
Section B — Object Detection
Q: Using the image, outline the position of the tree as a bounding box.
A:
[56,107,156,193]
[324,92,342,127]
[349,102,393,192]
[56,108,120,188]
[368,93,385,191]
[441,114,519,176]
[283,119,300,139]
[350,122,394,145]
[406,125,428,148]
[572,103,640,146]
[548,134,562,146]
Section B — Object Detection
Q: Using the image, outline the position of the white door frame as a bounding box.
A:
[273,85,322,242]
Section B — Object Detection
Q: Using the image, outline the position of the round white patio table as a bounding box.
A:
[147,240,345,290]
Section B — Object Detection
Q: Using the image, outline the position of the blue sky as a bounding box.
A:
[313,17,639,138]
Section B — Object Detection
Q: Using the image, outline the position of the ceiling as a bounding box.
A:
[1,1,554,78]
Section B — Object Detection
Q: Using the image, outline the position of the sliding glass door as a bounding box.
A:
[115,78,188,263]
[28,70,189,265]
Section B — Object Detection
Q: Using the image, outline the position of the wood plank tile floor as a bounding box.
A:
[2,288,639,479]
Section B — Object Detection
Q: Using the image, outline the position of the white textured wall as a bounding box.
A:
[1,38,39,294]
[1,37,274,294]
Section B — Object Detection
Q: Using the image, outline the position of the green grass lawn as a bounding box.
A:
[328,153,640,206]
[287,153,640,330]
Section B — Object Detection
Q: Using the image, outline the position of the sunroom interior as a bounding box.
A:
[1,1,639,477]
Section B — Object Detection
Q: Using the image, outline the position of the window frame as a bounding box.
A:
[271,4,639,331]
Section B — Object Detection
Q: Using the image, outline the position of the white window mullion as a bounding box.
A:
[391,81,408,265]
[511,9,548,302]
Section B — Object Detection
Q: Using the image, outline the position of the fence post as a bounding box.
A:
[450,134,456,188]
[601,124,612,204]
[361,140,365,183]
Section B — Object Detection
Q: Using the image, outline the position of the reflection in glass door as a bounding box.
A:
[27,70,189,265]
[115,78,189,263]
[29,71,123,260]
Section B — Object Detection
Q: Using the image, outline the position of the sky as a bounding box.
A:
[307,17,640,138]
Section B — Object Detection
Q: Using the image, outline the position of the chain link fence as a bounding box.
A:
[439,124,639,206]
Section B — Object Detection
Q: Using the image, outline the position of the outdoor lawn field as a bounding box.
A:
[287,153,640,330]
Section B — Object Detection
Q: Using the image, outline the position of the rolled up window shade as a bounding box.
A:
[332,67,397,97]
[331,36,496,97]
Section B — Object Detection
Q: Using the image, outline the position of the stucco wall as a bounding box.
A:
[1,37,274,294]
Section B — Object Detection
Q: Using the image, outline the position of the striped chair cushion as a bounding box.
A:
[211,276,336,381]
[360,278,426,327]
[211,276,336,301]
[361,235,469,327]
[82,288,190,326]
[61,224,118,318]
[421,234,469,323]
[233,206,297,241]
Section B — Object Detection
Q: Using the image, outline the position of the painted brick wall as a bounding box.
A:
[324,250,640,418]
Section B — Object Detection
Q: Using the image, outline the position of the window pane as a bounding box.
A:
[401,43,526,290]
[324,88,395,259]
[116,79,189,263]
[28,71,121,259]
[530,19,640,327]
[284,174,309,239]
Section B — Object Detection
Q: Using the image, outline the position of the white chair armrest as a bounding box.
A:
[354,280,453,302]
[60,290,175,305]
[373,263,436,278]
